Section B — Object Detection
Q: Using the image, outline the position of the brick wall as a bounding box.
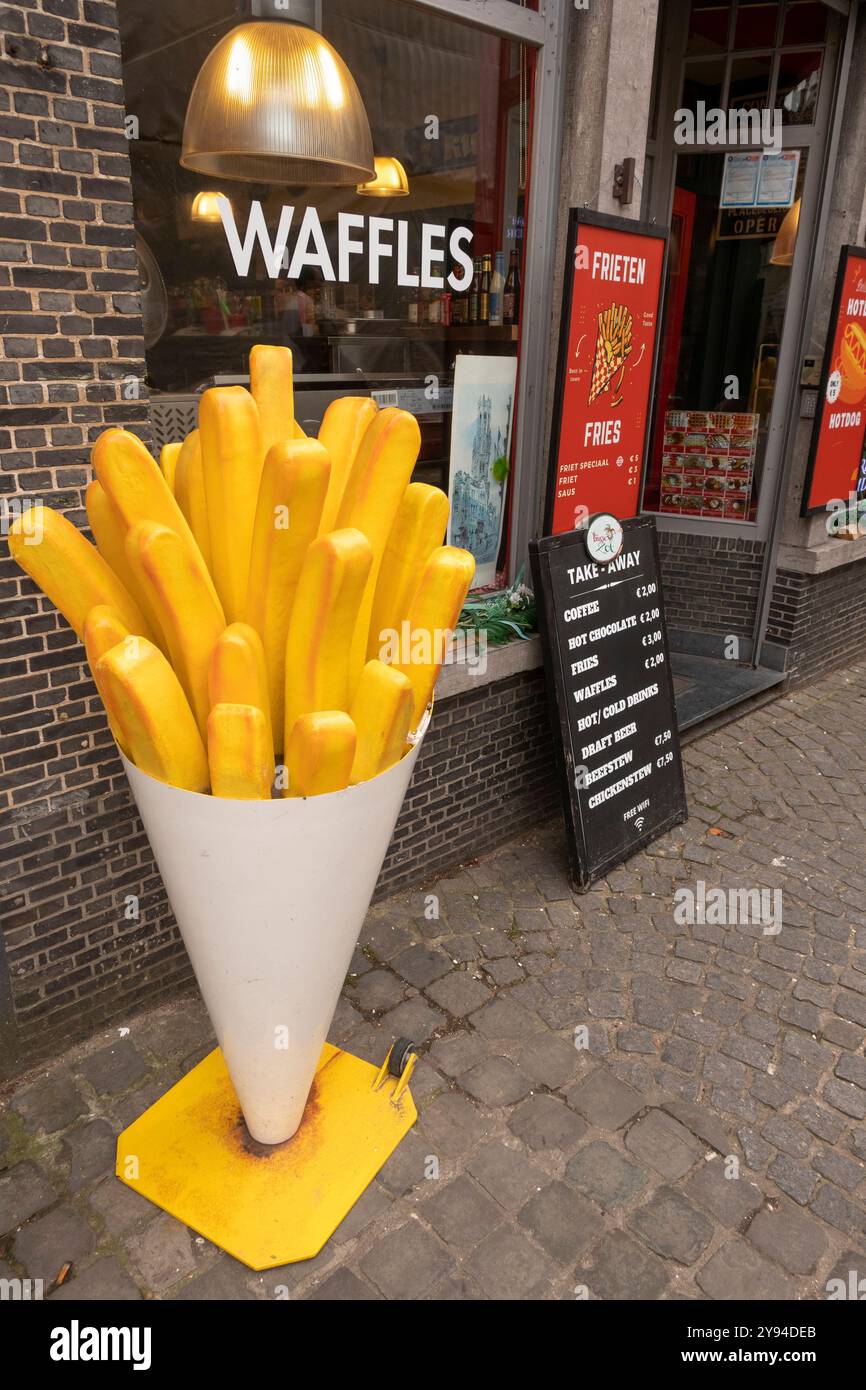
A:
[657,531,765,642]
[0,1,561,1079]
[380,669,558,898]
[0,0,166,1074]
[0,2,862,1080]
[768,560,866,688]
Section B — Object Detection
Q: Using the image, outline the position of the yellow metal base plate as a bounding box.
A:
[115,1043,417,1270]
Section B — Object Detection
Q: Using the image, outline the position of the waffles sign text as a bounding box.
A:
[217,197,473,289]
[545,211,668,535]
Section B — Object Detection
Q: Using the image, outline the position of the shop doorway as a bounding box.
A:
[641,0,848,728]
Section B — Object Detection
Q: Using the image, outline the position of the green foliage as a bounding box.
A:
[457,566,536,646]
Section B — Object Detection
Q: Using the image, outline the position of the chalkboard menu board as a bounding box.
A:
[530,517,687,890]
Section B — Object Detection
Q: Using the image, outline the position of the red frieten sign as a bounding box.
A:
[547,214,666,535]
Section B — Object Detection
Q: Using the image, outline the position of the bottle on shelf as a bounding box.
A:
[406,276,419,324]
[488,251,504,327]
[452,276,468,325]
[504,248,521,326]
[479,253,491,325]
[468,258,481,325]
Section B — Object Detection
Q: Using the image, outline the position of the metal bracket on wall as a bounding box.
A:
[613,157,636,206]
[251,0,321,24]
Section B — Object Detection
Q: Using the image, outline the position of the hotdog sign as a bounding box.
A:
[802,245,866,516]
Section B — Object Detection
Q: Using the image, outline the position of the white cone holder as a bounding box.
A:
[121,713,428,1146]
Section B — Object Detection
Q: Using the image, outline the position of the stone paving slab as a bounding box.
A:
[3,662,866,1299]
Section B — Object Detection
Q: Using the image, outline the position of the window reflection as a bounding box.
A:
[644,150,808,522]
[734,2,780,51]
[728,52,772,111]
[778,50,822,125]
[117,0,533,585]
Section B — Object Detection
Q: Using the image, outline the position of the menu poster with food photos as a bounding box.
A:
[802,245,866,516]
[545,210,667,535]
[658,411,758,520]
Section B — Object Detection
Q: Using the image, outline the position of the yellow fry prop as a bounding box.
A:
[245,438,330,753]
[394,545,475,727]
[207,702,274,800]
[286,710,356,797]
[9,502,151,641]
[349,659,413,784]
[283,528,372,748]
[96,635,209,792]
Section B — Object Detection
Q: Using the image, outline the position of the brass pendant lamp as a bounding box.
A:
[180,0,375,187]
[769,199,800,268]
[191,190,230,222]
[357,155,410,198]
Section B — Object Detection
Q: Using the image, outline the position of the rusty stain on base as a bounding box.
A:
[232,1078,324,1159]
[115,1043,417,1269]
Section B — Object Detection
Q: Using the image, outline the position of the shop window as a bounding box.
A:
[117,0,534,589]
[643,150,807,523]
[686,3,732,57]
[734,2,780,51]
[782,1,827,47]
[683,57,727,111]
[684,3,827,127]
[728,52,772,110]
[778,49,823,125]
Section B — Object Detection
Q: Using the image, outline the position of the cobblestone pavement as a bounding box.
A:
[2,662,866,1301]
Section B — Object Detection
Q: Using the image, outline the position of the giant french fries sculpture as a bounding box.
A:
[250,343,294,461]
[9,373,474,794]
[336,407,422,697]
[317,395,378,535]
[283,527,373,747]
[395,545,477,726]
[126,520,226,738]
[368,481,449,662]
[199,386,263,622]
[84,605,132,757]
[85,479,163,646]
[207,702,274,800]
[245,439,330,752]
[287,710,357,797]
[7,348,476,1164]
[173,429,213,574]
[9,502,152,641]
[209,623,273,758]
[96,636,209,793]
[349,660,414,785]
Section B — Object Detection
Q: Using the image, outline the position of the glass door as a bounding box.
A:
[642,0,843,538]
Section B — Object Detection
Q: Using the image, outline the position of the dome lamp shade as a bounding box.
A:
[191,190,230,222]
[180,21,375,187]
[357,156,410,197]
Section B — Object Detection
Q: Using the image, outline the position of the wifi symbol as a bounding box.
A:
[634,816,645,832]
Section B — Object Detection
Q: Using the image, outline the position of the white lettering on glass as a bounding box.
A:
[218,198,473,290]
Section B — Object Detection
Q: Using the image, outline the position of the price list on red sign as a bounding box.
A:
[531,518,687,890]
[545,211,667,535]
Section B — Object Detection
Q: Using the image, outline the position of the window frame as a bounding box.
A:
[404,0,568,578]
[641,0,847,542]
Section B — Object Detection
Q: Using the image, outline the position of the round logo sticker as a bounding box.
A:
[585,513,624,564]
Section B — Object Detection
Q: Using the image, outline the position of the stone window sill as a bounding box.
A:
[436,633,543,702]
